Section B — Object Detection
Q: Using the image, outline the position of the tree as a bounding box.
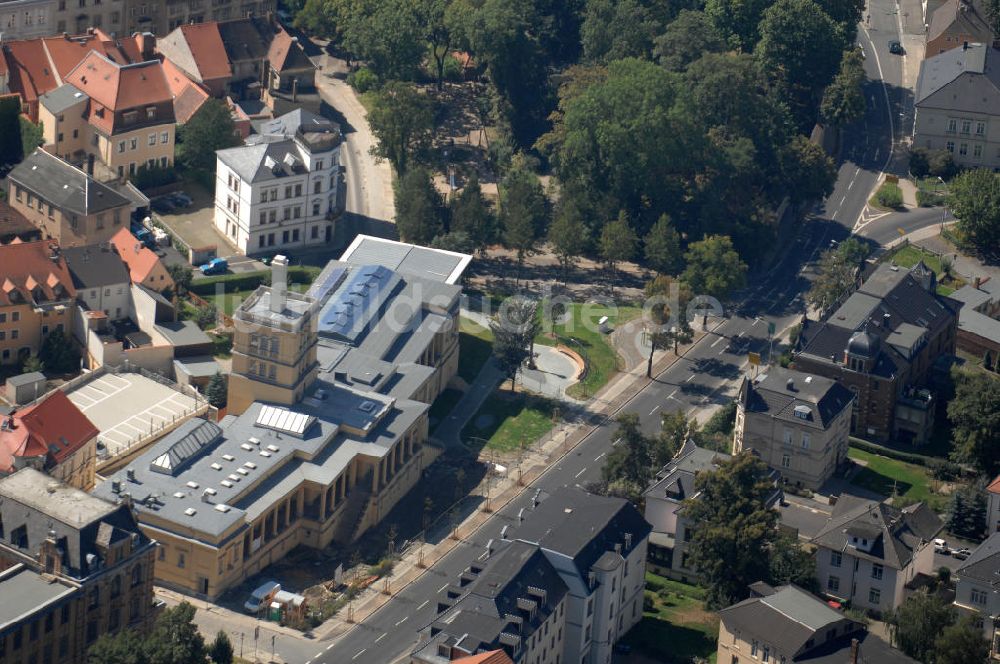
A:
[22,356,44,374]
[208,631,233,664]
[654,410,689,467]
[39,331,80,374]
[547,190,590,282]
[645,275,693,377]
[683,452,779,608]
[949,168,1000,256]
[294,0,348,39]
[431,230,476,253]
[394,167,445,245]
[704,0,772,50]
[450,172,496,253]
[602,412,654,498]
[338,0,426,81]
[490,297,540,389]
[644,214,683,275]
[367,82,435,175]
[415,0,455,90]
[947,486,986,542]
[19,117,43,155]
[889,593,956,662]
[599,211,638,287]
[500,161,548,283]
[807,237,870,313]
[0,95,23,166]
[205,372,228,409]
[694,400,737,452]
[580,0,660,63]
[768,533,818,592]
[195,303,218,331]
[756,0,844,129]
[935,615,990,664]
[682,235,747,302]
[88,601,206,664]
[986,0,1000,34]
[167,263,193,296]
[948,369,1000,476]
[177,100,240,173]
[654,10,725,72]
[821,49,867,128]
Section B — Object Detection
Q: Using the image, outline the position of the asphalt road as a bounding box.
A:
[291,7,932,664]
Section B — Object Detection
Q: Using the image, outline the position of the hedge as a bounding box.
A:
[189,267,319,296]
[848,437,963,478]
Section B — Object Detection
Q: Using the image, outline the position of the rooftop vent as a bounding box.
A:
[248,437,261,445]
[237,468,249,476]
[221,480,234,488]
[359,400,376,413]
[241,443,253,451]
[211,463,223,471]
[222,454,235,462]
[185,481,199,489]
[172,492,185,499]
[227,474,240,482]
[266,444,279,453]
[204,488,217,496]
[184,508,197,516]
[260,450,272,458]
[244,462,257,470]
[214,504,231,513]
[786,378,796,391]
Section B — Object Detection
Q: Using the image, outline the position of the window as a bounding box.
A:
[781,454,790,468]
[315,159,323,170]
[158,547,165,561]
[868,588,880,605]
[830,551,842,567]
[294,183,302,197]
[312,201,321,215]
[88,587,99,609]
[763,646,770,662]
[960,143,968,156]
[178,552,186,568]
[751,640,759,656]
[11,330,18,340]
[260,191,268,203]
[111,575,121,598]
[313,180,321,194]
[972,588,988,605]
[259,211,267,224]
[961,120,971,134]
[130,138,137,150]
[11,312,18,322]
[284,185,292,198]
[801,433,810,449]
[947,119,957,133]
[146,107,156,120]
[946,141,955,153]
[131,563,143,587]
[782,429,792,446]
[974,144,983,158]
[148,133,156,146]
[976,121,986,135]
[827,575,840,591]
[871,564,883,580]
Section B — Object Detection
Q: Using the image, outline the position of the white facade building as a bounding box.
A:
[214,109,341,256]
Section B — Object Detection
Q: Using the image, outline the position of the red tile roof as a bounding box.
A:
[0,240,75,307]
[67,51,172,112]
[161,56,210,123]
[266,29,313,73]
[110,227,162,284]
[452,652,514,664]
[176,23,232,82]
[4,39,58,105]
[0,391,98,475]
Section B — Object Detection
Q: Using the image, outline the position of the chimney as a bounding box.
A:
[126,468,136,482]
[111,479,121,494]
[786,378,795,391]
[850,638,859,664]
[270,254,288,313]
[964,41,969,50]
[291,77,298,102]
[975,276,982,289]
[883,312,890,325]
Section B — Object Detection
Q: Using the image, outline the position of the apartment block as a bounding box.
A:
[0,468,158,664]
[953,532,1000,654]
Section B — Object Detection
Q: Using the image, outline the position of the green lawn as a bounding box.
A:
[622,573,718,663]
[848,448,946,511]
[888,244,964,295]
[461,391,559,453]
[458,316,494,383]
[535,302,640,399]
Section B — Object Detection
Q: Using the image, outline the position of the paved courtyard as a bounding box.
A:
[66,372,203,459]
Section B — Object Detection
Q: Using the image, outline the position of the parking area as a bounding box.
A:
[66,372,204,459]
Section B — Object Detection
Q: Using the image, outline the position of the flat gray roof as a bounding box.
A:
[759,585,844,631]
[0,566,76,631]
[154,320,212,348]
[340,235,471,285]
[236,286,313,331]
[174,355,222,378]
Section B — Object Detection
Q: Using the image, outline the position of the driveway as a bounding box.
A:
[314,55,396,237]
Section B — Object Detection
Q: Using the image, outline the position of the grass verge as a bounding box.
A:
[458,316,494,383]
[622,572,718,663]
[461,391,559,454]
[887,244,964,295]
[848,448,947,511]
[535,302,640,399]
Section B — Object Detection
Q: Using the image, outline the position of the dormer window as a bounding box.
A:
[123,110,137,125]
[146,106,156,120]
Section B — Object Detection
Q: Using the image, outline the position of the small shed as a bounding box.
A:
[5,372,47,405]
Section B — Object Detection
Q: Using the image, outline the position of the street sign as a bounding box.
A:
[749,352,761,366]
[767,322,775,336]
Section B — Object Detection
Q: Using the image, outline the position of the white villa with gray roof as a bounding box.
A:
[214,108,342,255]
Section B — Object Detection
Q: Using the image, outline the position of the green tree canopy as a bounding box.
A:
[935,615,990,664]
[821,49,867,127]
[490,297,540,389]
[340,0,426,80]
[0,95,24,166]
[547,189,591,281]
[806,237,870,313]
[367,81,435,175]
[88,601,207,664]
[781,136,838,204]
[889,592,956,662]
[500,160,548,280]
[449,172,496,253]
[645,275,693,376]
[599,210,638,279]
[653,10,725,72]
[683,452,779,608]
[644,214,683,275]
[682,235,748,301]
[208,630,234,664]
[768,533,818,592]
[602,412,654,498]
[580,0,660,63]
[177,99,241,173]
[205,372,228,409]
[949,168,1000,256]
[39,331,80,374]
[948,369,1000,476]
[704,0,771,50]
[395,167,446,245]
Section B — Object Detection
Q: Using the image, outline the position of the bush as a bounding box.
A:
[133,164,178,191]
[875,181,903,209]
[195,303,218,330]
[210,332,233,357]
[348,67,379,93]
[369,558,395,578]
[915,190,944,208]
[928,149,958,178]
[909,147,930,178]
[848,437,962,475]
[189,267,317,296]
[442,54,464,82]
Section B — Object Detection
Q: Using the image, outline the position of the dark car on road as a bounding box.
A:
[888,40,904,55]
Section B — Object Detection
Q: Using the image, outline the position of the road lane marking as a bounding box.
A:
[375,633,387,643]
[417,600,429,610]
[711,336,725,347]
[667,390,678,400]
[649,405,660,415]
[594,452,606,461]
[395,617,408,626]
[574,467,587,479]
[438,584,448,592]
[352,650,366,660]
[684,375,695,382]
[327,644,335,651]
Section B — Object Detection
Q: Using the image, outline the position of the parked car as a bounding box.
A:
[199,257,228,275]
[170,192,192,207]
[244,580,280,614]
[952,548,971,560]
[151,197,175,214]
[888,40,904,55]
[933,538,949,553]
[132,227,156,250]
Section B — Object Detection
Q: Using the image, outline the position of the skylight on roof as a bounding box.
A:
[186,481,199,489]
[248,437,260,445]
[172,492,185,499]
[260,450,271,458]
[211,463,223,471]
[221,480,234,488]
[237,468,249,476]
[222,454,235,462]
[227,474,240,482]
[244,462,257,470]
[204,487,217,496]
[266,444,279,453]
[241,443,254,451]
[255,404,315,437]
[184,508,197,516]
[214,504,231,513]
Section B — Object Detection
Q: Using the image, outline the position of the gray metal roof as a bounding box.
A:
[741,367,854,431]
[959,308,1000,342]
[916,42,1000,111]
[8,150,132,217]
[0,566,76,631]
[956,531,1000,582]
[154,320,212,348]
[38,84,87,115]
[5,371,45,388]
[340,235,472,285]
[63,244,131,290]
[173,355,222,378]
